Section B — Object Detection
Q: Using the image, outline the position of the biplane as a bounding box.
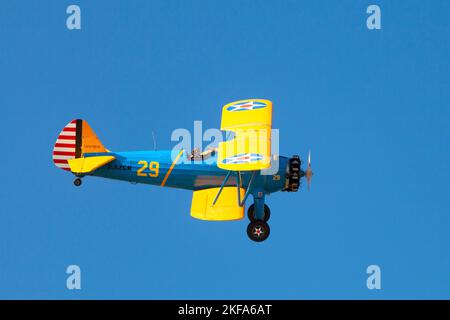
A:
[52,99,312,242]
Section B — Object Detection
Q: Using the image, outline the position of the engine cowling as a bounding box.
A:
[283,155,304,192]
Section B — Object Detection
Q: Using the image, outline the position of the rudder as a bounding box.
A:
[52,119,107,171]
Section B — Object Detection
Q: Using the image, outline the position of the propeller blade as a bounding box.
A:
[305,151,313,191]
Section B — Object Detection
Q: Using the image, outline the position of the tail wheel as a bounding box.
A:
[247,220,270,242]
[247,204,271,222]
[74,178,82,187]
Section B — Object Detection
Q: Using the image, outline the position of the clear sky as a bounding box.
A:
[0,1,449,299]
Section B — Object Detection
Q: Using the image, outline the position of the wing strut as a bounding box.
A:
[212,170,232,205]
[239,171,256,206]
[236,171,242,205]
[212,170,256,207]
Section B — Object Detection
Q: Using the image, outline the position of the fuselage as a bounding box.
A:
[87,150,289,194]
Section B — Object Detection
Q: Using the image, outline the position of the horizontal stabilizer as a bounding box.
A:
[191,187,245,221]
[68,156,115,174]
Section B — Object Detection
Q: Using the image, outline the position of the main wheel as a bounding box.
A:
[247,204,271,222]
[74,178,82,187]
[247,220,270,242]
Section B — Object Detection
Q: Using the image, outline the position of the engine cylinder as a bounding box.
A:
[283,155,303,192]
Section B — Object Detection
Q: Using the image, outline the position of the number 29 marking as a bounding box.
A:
[137,160,159,177]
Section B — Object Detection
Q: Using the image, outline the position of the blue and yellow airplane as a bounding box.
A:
[52,99,312,242]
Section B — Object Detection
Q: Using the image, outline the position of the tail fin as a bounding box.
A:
[52,119,108,171]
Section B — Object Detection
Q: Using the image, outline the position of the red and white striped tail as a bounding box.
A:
[52,119,80,171]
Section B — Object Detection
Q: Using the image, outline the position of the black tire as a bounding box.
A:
[247,220,270,242]
[74,178,82,187]
[247,204,271,222]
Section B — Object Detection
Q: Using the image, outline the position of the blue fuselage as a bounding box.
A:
[88,150,289,194]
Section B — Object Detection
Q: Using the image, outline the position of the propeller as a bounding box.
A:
[305,151,313,191]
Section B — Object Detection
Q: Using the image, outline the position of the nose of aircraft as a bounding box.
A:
[283,155,301,191]
[282,152,313,192]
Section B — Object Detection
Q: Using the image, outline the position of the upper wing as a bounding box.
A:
[217,99,272,171]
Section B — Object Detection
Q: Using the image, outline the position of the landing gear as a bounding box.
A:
[247,204,271,222]
[246,192,271,242]
[247,220,270,242]
[73,178,82,187]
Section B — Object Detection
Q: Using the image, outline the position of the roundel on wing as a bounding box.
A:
[226,100,267,112]
[222,153,264,164]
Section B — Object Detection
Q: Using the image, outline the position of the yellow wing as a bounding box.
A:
[190,187,245,221]
[217,99,272,171]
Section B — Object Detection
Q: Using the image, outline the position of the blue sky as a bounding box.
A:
[0,0,449,299]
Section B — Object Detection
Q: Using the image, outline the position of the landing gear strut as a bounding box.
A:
[73,178,82,187]
[246,192,271,242]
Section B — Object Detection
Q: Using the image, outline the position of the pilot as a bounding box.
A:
[190,147,201,160]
